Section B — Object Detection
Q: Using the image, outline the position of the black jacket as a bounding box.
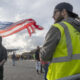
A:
[35,49,40,61]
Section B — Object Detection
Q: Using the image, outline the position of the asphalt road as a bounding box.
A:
[4,59,43,80]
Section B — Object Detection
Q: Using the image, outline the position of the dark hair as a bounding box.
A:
[67,11,79,18]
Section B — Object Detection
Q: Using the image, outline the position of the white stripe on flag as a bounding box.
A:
[0,21,34,36]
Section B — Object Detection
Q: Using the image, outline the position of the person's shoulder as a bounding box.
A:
[52,21,62,26]
[45,24,61,41]
[48,24,61,34]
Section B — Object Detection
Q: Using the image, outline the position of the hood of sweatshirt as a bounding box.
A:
[63,17,80,32]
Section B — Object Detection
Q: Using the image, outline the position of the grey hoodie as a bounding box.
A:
[40,17,80,61]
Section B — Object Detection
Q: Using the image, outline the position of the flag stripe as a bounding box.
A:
[0,20,34,33]
[0,21,32,34]
[2,23,35,37]
[0,22,34,36]
[0,19,35,30]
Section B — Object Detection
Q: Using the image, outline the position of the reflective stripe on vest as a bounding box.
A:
[57,74,80,80]
[52,22,80,63]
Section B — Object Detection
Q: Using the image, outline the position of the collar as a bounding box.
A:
[62,17,74,23]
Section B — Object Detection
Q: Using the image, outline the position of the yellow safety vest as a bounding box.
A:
[47,21,80,80]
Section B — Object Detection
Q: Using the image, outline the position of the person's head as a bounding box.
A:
[37,46,40,49]
[0,36,2,44]
[37,46,40,51]
[53,2,78,23]
[13,51,15,54]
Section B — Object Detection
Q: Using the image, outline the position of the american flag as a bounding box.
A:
[0,19,43,37]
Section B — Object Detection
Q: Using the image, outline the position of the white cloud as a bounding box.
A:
[0,0,80,51]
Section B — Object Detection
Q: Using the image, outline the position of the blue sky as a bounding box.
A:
[0,0,80,51]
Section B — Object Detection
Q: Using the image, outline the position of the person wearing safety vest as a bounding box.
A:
[39,2,80,80]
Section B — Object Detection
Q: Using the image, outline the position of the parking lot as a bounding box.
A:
[4,59,43,80]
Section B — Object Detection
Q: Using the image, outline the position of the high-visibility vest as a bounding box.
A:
[47,21,80,80]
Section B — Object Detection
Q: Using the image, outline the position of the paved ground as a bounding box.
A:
[4,59,43,80]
